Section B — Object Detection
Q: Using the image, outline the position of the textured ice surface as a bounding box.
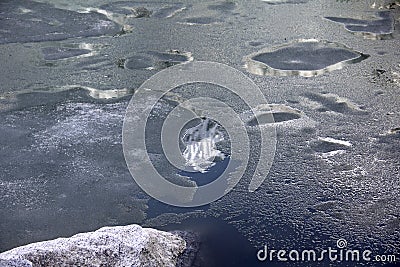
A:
[0,100,148,251]
[124,50,193,70]
[0,0,120,44]
[181,17,222,25]
[0,85,134,112]
[368,63,400,87]
[41,43,95,60]
[245,39,369,77]
[309,137,352,158]
[244,104,302,126]
[86,1,187,31]
[99,1,186,19]
[42,47,91,60]
[33,102,124,149]
[301,92,367,114]
[207,1,237,12]
[261,0,309,4]
[181,1,237,25]
[325,11,395,40]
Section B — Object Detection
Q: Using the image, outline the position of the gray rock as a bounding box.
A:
[0,225,187,267]
[0,259,32,267]
[171,231,200,267]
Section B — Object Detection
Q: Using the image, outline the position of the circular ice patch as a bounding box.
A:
[244,39,369,77]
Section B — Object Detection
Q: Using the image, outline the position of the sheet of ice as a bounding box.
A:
[325,11,395,40]
[1,0,399,263]
[0,0,120,44]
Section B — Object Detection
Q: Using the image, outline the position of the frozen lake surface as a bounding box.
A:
[0,0,399,266]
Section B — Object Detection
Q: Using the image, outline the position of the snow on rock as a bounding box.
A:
[0,224,187,267]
